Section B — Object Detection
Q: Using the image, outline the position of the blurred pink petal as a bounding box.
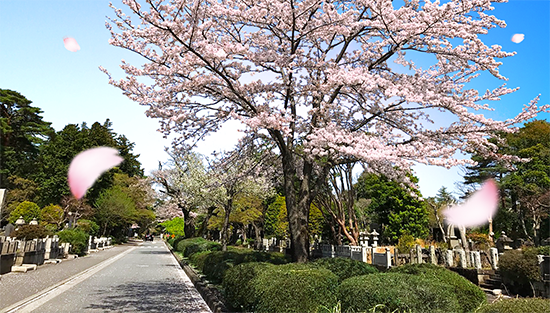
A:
[511,34,524,44]
[443,179,499,227]
[68,147,123,199]
[63,37,80,52]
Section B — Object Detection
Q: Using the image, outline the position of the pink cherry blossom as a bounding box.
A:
[511,34,525,44]
[63,37,80,52]
[68,147,123,199]
[443,179,499,227]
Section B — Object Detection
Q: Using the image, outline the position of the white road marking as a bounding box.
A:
[0,247,136,313]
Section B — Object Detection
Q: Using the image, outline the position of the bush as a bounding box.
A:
[223,262,275,311]
[188,250,212,272]
[313,257,378,282]
[254,263,338,313]
[396,233,416,254]
[338,272,460,313]
[76,219,99,236]
[8,201,41,224]
[176,237,222,257]
[476,298,550,313]
[57,229,89,256]
[389,263,486,312]
[11,224,53,240]
[201,249,289,283]
[499,248,542,296]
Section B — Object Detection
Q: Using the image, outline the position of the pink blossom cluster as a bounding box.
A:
[103,0,549,178]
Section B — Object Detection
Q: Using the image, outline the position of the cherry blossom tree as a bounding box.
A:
[104,0,549,262]
[152,152,212,237]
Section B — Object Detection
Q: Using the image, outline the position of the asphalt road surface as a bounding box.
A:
[0,240,211,313]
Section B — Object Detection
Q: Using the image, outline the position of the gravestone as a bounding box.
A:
[4,224,15,237]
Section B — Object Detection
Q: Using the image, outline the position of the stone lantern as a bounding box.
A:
[371,229,379,248]
[29,218,39,226]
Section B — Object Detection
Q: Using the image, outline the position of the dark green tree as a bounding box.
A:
[37,120,143,206]
[355,172,429,243]
[0,89,53,188]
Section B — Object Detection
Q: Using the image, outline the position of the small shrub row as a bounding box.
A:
[389,263,486,312]
[476,298,550,313]
[200,249,289,283]
[312,257,378,282]
[176,237,222,257]
[224,262,338,313]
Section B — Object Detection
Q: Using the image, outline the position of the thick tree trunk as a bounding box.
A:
[281,150,310,262]
[253,222,262,250]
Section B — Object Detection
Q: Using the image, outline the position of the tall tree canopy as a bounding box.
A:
[0,89,53,188]
[104,0,548,261]
[37,119,143,206]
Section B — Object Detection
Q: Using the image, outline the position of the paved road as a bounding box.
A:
[0,240,211,313]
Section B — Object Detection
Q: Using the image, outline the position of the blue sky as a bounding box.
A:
[0,0,548,197]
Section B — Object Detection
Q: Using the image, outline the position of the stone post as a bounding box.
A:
[473,251,482,270]
[458,249,467,268]
[44,236,52,260]
[331,245,336,258]
[415,244,423,264]
[366,246,373,264]
[409,248,415,264]
[445,250,453,267]
[385,247,392,269]
[490,247,499,270]
[429,245,437,265]
[361,246,368,263]
[88,235,93,252]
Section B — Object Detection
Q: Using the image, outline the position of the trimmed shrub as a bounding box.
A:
[254,263,338,313]
[499,248,542,296]
[176,237,221,257]
[189,250,212,272]
[202,250,289,283]
[338,272,460,313]
[313,257,378,282]
[11,224,53,240]
[389,263,486,312]
[57,229,89,256]
[223,262,275,311]
[477,298,550,313]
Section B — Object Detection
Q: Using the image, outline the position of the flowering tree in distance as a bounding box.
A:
[103,0,548,262]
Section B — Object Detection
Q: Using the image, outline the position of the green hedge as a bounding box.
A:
[254,263,338,313]
[338,272,461,313]
[188,250,212,272]
[476,298,550,313]
[202,249,289,283]
[223,262,275,311]
[175,237,222,257]
[313,257,378,282]
[389,263,486,312]
[57,229,89,256]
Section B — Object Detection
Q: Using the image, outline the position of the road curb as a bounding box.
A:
[165,242,229,313]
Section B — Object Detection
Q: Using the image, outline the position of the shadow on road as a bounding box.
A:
[86,280,206,312]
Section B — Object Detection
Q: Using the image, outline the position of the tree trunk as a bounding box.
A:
[220,199,232,251]
[281,150,310,262]
[253,222,262,250]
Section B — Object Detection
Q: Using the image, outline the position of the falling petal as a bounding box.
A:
[63,37,80,52]
[68,147,123,199]
[511,34,525,44]
[443,179,499,227]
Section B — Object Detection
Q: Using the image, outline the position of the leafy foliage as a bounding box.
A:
[498,248,542,296]
[338,272,461,313]
[223,262,275,311]
[76,219,100,236]
[8,201,41,224]
[11,224,53,239]
[356,173,429,243]
[0,89,53,188]
[94,186,136,239]
[57,228,89,256]
[253,263,338,313]
[175,237,222,257]
[313,257,378,282]
[161,217,186,237]
[40,204,64,229]
[388,263,486,312]
[476,298,550,313]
